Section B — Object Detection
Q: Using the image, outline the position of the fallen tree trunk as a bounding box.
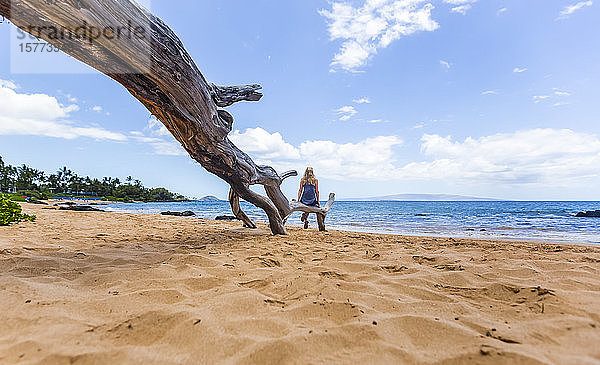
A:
[0,0,334,234]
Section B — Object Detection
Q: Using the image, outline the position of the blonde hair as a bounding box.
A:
[302,167,317,185]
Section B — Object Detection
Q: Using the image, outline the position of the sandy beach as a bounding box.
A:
[1,203,599,364]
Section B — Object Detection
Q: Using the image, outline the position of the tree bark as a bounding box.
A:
[0,0,334,234]
[228,188,256,229]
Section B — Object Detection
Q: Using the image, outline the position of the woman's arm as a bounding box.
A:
[297,180,303,201]
[315,180,320,202]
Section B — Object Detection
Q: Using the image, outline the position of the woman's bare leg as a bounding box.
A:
[302,212,309,228]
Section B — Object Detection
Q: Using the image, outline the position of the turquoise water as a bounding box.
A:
[104,201,600,244]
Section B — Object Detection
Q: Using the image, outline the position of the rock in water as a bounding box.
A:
[161,211,196,217]
[59,205,103,212]
[576,210,600,217]
[215,215,238,221]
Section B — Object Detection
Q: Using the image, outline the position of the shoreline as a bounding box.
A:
[1,204,599,364]
[111,209,600,247]
[97,201,600,246]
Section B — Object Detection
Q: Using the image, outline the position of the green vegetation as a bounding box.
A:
[0,156,187,202]
[0,194,36,226]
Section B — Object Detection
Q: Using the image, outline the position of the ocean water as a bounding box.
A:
[104,201,600,244]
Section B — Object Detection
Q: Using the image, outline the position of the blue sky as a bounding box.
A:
[0,0,599,200]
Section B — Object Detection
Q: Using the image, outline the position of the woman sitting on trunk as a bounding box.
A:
[297,167,320,229]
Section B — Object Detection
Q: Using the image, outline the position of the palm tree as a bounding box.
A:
[68,174,84,195]
[57,167,72,193]
[0,156,6,192]
[1,165,18,193]
[46,174,60,193]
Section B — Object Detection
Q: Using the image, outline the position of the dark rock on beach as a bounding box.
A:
[59,205,103,212]
[27,199,48,205]
[215,215,238,221]
[161,211,196,217]
[54,202,76,207]
[576,210,600,217]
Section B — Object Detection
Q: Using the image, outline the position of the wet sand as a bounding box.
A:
[1,204,599,364]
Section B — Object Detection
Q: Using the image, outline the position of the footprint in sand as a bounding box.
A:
[434,264,464,272]
[319,271,348,280]
[245,256,281,268]
[103,311,189,346]
[435,283,556,311]
[380,265,409,273]
[239,279,271,289]
[129,289,185,305]
[412,255,436,264]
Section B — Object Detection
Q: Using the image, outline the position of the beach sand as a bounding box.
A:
[1,204,599,364]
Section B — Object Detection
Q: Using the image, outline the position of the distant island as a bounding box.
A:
[197,196,224,202]
[343,193,503,202]
[0,155,187,203]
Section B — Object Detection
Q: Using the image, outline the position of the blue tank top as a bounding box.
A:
[300,184,317,206]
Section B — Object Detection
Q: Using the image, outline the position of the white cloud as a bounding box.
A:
[444,0,477,15]
[533,89,571,104]
[150,141,186,156]
[409,129,600,184]
[299,136,404,179]
[91,105,103,112]
[336,105,358,121]
[132,134,187,156]
[229,127,403,179]
[320,0,440,71]
[497,7,508,15]
[439,60,451,69]
[126,117,188,156]
[443,0,476,4]
[0,79,18,89]
[558,1,593,19]
[450,5,471,14]
[553,102,571,107]
[353,97,371,104]
[146,116,171,136]
[368,119,388,124]
[228,127,600,186]
[230,127,300,160]
[513,67,528,73]
[0,80,189,156]
[0,80,125,141]
[481,90,498,95]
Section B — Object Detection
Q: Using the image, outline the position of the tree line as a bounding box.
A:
[0,156,186,202]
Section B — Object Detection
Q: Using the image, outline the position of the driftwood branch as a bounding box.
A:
[280,170,299,181]
[228,188,256,229]
[0,0,335,234]
[283,193,336,231]
[209,84,263,107]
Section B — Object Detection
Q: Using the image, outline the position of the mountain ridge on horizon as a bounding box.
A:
[341,193,504,202]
